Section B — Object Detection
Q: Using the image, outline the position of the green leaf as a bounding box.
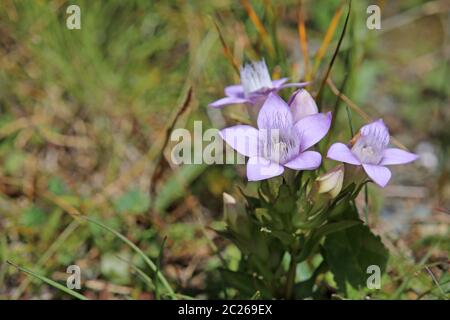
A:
[273,184,296,215]
[264,176,283,200]
[270,230,294,246]
[297,220,361,263]
[221,269,271,298]
[323,223,389,292]
[238,187,260,211]
[7,261,88,300]
[271,184,297,231]
[294,260,328,299]
[317,220,362,238]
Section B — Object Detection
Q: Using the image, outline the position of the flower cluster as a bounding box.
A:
[210,60,418,188]
[209,60,419,299]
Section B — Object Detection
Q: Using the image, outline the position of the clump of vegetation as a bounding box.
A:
[0,0,448,300]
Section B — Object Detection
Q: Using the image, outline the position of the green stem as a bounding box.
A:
[285,249,298,299]
[283,168,296,190]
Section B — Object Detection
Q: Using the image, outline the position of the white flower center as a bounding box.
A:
[240,60,273,98]
[351,133,387,164]
[259,128,300,164]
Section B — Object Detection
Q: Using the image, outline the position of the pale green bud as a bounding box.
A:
[316,165,344,199]
[223,192,238,228]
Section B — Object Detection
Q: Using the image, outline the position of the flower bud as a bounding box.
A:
[316,165,344,198]
[223,192,249,230]
[223,192,239,228]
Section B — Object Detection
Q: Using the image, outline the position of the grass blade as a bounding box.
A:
[345,105,354,137]
[312,2,344,74]
[364,184,369,224]
[212,18,240,75]
[12,220,80,299]
[316,0,352,106]
[240,0,275,56]
[82,216,175,298]
[154,236,167,300]
[114,255,155,291]
[7,260,88,300]
[150,87,193,196]
[297,2,311,81]
[327,77,409,150]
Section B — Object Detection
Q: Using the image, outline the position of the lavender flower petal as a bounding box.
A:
[362,164,392,188]
[209,96,248,108]
[219,125,259,157]
[351,119,390,164]
[327,143,361,165]
[240,60,273,97]
[257,93,293,130]
[380,148,418,165]
[271,78,289,88]
[225,85,245,98]
[289,89,319,122]
[360,119,390,146]
[284,151,322,170]
[295,112,332,151]
[247,156,284,181]
[209,60,309,109]
[279,82,310,89]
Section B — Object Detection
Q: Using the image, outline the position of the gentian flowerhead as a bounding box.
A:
[219,93,331,181]
[327,119,418,187]
[209,59,308,109]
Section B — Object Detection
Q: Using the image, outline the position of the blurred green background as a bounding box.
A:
[0,0,448,299]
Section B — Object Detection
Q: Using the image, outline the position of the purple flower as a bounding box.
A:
[219,93,331,181]
[327,119,418,187]
[209,60,307,108]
